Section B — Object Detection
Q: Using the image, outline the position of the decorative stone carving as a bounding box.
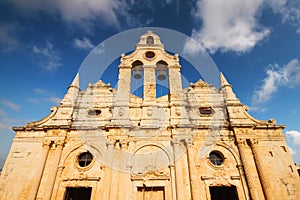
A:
[1,31,299,200]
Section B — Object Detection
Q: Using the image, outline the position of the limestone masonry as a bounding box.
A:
[0,31,299,200]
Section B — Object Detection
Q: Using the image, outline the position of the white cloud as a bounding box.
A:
[73,38,106,54]
[248,106,267,113]
[32,41,62,71]
[183,37,206,57]
[191,0,270,54]
[286,130,300,164]
[1,100,20,111]
[7,0,123,27]
[55,0,120,24]
[288,146,296,155]
[252,58,300,104]
[46,97,61,105]
[286,130,300,147]
[74,38,95,50]
[268,0,300,33]
[0,21,20,52]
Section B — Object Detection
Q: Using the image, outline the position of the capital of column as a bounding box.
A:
[171,137,193,147]
[43,140,52,148]
[171,138,181,146]
[106,139,115,147]
[56,140,65,147]
[120,139,130,149]
[236,138,247,146]
[249,138,259,146]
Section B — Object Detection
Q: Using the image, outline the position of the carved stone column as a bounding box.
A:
[50,166,64,200]
[169,164,177,200]
[143,64,156,102]
[172,138,192,200]
[47,140,64,200]
[168,64,182,98]
[113,65,131,126]
[186,138,199,200]
[36,140,64,200]
[168,64,189,126]
[28,140,51,200]
[236,164,251,200]
[102,139,114,200]
[249,139,273,200]
[236,139,264,200]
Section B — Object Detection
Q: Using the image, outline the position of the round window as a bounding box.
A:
[209,151,224,166]
[145,51,155,59]
[78,152,93,167]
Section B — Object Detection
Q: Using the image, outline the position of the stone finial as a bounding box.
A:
[220,72,231,88]
[220,72,239,101]
[61,73,80,106]
[69,73,80,89]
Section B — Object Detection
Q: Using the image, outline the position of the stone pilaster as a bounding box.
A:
[237,139,265,200]
[102,139,114,200]
[50,166,64,200]
[143,64,156,102]
[169,164,177,200]
[113,65,131,126]
[28,140,51,200]
[46,140,64,200]
[186,139,199,200]
[168,64,182,97]
[249,139,274,200]
[236,164,251,200]
[172,138,192,200]
[36,140,65,200]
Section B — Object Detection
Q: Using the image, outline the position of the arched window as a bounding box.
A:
[156,60,169,97]
[132,60,143,79]
[131,60,144,97]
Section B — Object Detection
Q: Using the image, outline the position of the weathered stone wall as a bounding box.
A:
[1,31,299,200]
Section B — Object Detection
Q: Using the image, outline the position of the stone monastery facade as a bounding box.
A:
[0,31,299,200]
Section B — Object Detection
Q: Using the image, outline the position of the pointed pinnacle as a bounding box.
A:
[69,73,80,89]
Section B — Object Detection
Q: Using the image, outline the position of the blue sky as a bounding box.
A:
[1,0,300,169]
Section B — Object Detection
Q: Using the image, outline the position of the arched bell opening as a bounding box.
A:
[131,60,144,97]
[156,60,169,97]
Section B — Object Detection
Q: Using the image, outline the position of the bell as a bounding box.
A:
[134,70,142,79]
[157,70,166,81]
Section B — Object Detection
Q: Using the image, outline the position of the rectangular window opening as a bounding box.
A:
[210,186,239,200]
[64,187,92,200]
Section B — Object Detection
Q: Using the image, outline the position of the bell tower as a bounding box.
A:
[113,30,188,127]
